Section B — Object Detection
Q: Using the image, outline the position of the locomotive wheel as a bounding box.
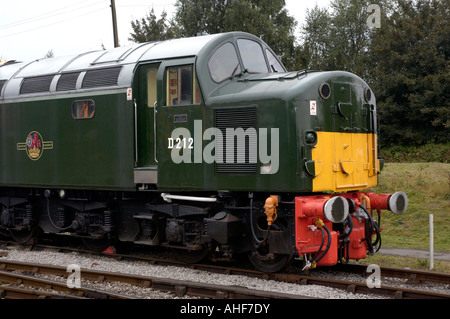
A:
[81,237,112,252]
[248,247,293,273]
[248,216,293,272]
[172,245,209,264]
[248,225,293,272]
[9,227,39,245]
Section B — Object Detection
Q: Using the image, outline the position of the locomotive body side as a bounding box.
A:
[0,90,135,190]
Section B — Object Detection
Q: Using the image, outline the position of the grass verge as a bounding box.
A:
[367,162,449,272]
[355,254,450,273]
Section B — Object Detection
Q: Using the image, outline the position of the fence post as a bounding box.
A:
[429,214,434,270]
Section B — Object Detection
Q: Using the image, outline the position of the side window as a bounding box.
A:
[72,100,95,119]
[208,42,241,83]
[237,39,269,74]
[166,65,201,106]
[266,49,285,73]
[147,69,157,107]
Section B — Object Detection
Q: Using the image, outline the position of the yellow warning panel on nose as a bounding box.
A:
[311,132,379,192]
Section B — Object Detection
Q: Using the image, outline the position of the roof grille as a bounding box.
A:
[57,72,80,91]
[82,67,122,89]
[215,106,258,175]
[20,75,53,94]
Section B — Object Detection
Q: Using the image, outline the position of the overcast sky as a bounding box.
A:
[0,0,331,62]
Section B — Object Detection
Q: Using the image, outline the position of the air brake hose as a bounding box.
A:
[314,225,332,263]
[337,214,353,263]
[249,193,271,245]
[360,205,382,253]
[339,213,353,240]
[309,226,325,263]
[364,218,375,254]
[373,210,382,252]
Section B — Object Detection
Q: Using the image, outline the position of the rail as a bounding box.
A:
[1,241,449,299]
[0,260,316,299]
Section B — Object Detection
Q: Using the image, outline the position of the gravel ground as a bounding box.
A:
[21,272,192,299]
[0,248,393,299]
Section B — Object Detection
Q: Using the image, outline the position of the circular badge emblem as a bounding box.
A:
[25,131,43,160]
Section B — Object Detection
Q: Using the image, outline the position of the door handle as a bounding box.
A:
[153,101,158,163]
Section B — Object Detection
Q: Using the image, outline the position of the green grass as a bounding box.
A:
[362,162,450,272]
[355,254,450,273]
[369,163,449,251]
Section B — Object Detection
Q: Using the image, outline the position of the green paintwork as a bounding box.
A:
[0,91,135,190]
[155,69,376,192]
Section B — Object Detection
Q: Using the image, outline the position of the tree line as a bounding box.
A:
[129,0,449,147]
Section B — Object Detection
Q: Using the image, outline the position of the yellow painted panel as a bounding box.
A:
[311,132,379,192]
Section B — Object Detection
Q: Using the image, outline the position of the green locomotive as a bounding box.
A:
[0,32,407,272]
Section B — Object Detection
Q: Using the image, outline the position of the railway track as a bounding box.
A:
[326,263,450,285]
[1,241,449,299]
[0,267,132,299]
[0,260,315,299]
[0,286,85,299]
[186,263,450,299]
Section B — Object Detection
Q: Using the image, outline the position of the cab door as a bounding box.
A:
[155,60,205,190]
[134,63,160,185]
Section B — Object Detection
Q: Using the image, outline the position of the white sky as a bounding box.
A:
[0,0,331,61]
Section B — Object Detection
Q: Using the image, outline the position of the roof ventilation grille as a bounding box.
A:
[82,67,122,89]
[57,72,80,91]
[20,75,53,94]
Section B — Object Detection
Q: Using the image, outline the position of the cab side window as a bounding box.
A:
[147,69,157,107]
[166,65,201,106]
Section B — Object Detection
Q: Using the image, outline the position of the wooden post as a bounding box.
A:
[110,0,119,47]
[429,214,434,270]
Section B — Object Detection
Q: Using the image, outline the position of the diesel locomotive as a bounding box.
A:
[0,32,408,272]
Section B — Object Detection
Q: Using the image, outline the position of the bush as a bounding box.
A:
[380,143,449,163]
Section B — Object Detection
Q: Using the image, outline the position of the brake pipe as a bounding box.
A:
[307,221,326,268]
[360,205,382,253]
[161,193,217,203]
[249,193,271,245]
[339,213,353,240]
[314,224,332,264]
